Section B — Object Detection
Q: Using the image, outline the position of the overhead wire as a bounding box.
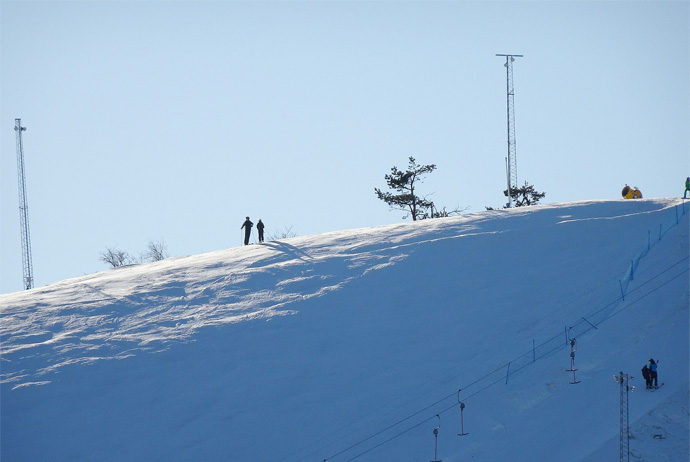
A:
[319,203,689,461]
[322,254,689,462]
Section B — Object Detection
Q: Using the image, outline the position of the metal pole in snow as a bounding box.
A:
[430,414,442,462]
[566,338,581,384]
[457,390,469,436]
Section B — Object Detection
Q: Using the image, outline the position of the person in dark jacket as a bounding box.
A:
[241,217,253,245]
[684,177,690,199]
[256,219,265,243]
[641,365,651,389]
[648,358,658,388]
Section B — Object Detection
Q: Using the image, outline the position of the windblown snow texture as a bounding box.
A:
[1,199,688,461]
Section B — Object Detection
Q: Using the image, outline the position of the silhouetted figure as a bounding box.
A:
[257,219,265,243]
[241,217,253,245]
[641,365,651,389]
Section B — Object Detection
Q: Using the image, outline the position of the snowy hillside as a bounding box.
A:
[1,199,688,462]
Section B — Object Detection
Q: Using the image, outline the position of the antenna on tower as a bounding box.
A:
[496,54,523,208]
[15,118,34,290]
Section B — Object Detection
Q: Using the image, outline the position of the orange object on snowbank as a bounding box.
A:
[621,185,643,199]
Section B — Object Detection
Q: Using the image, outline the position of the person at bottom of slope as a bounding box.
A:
[684,177,690,199]
[641,364,652,389]
[256,219,265,243]
[648,358,658,388]
[241,217,253,245]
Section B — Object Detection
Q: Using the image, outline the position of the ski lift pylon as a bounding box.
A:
[566,330,581,384]
[430,414,442,462]
[456,389,469,436]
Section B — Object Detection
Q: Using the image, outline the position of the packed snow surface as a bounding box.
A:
[1,199,688,461]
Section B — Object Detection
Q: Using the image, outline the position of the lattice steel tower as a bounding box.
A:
[496,54,523,208]
[614,371,633,462]
[15,118,34,290]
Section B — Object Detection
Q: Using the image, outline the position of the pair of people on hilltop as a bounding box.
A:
[240,217,265,245]
[641,358,659,389]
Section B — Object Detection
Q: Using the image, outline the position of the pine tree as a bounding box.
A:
[504,181,546,207]
[375,157,436,221]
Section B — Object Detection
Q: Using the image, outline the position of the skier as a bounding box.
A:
[256,219,265,243]
[641,364,652,389]
[684,177,690,199]
[241,217,253,245]
[648,358,658,389]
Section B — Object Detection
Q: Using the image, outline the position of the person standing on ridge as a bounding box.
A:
[648,358,658,388]
[684,177,690,199]
[256,219,265,243]
[241,216,253,245]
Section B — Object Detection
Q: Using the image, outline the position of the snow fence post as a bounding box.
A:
[647,229,651,250]
[630,260,634,281]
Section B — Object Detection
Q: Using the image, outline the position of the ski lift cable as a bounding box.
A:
[321,361,517,461]
[326,212,688,461]
[333,271,686,462]
[338,415,436,462]
[321,390,457,462]
[576,255,688,330]
[319,236,690,462]
[658,288,687,358]
[322,259,688,462]
[319,256,689,462]
[624,256,688,297]
[329,265,688,462]
[603,265,688,324]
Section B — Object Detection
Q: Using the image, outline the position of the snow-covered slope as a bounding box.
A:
[1,199,688,461]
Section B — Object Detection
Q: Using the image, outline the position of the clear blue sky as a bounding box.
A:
[1,0,688,293]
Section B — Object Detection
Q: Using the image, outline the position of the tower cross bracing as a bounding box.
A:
[15,118,34,290]
[496,54,523,208]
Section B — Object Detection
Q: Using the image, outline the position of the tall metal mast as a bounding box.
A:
[15,118,34,290]
[496,54,523,208]
[614,371,633,462]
